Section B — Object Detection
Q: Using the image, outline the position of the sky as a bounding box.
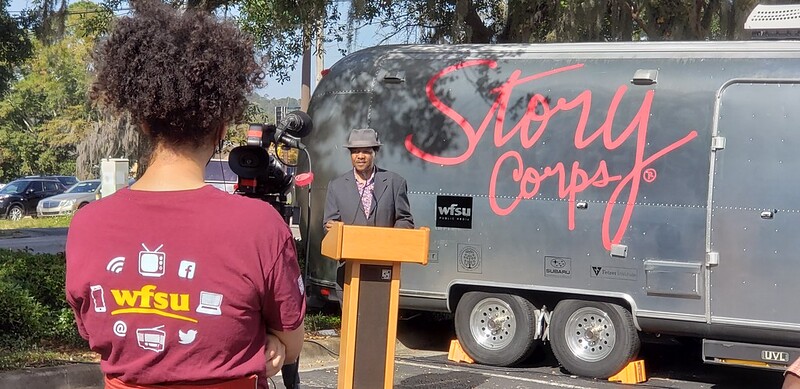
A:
[7,0,414,99]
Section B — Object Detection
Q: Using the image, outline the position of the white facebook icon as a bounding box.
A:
[178,260,196,279]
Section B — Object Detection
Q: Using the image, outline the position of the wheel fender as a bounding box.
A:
[6,202,24,216]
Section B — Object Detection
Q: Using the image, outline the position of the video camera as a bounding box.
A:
[228,110,312,223]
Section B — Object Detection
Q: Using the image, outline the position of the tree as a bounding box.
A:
[0,0,33,98]
[0,1,100,181]
[23,0,68,44]
[345,0,775,44]
[10,0,786,181]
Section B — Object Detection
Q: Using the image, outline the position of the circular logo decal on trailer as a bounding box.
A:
[458,245,482,273]
[550,257,567,268]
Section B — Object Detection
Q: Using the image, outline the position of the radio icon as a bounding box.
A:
[136,325,166,353]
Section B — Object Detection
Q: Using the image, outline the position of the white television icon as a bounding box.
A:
[139,244,165,278]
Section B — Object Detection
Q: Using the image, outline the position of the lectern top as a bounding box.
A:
[321,222,430,265]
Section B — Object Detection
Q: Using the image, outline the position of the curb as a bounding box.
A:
[302,336,340,362]
[0,363,103,389]
[0,337,342,389]
[0,227,69,238]
[0,230,28,239]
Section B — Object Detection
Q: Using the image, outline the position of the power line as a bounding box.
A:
[6,7,133,20]
[7,8,132,14]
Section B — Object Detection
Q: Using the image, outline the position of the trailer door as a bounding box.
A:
[710,81,800,327]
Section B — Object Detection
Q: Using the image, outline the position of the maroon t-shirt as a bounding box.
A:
[65,186,305,388]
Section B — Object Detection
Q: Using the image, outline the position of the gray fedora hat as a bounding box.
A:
[344,128,382,148]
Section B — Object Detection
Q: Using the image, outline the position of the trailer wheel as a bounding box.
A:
[454,291,539,366]
[550,299,640,378]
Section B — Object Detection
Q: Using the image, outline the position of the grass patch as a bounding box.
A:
[0,216,73,231]
[304,312,341,333]
[0,345,98,370]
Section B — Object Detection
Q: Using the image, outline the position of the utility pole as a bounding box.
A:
[316,22,325,85]
[300,37,311,111]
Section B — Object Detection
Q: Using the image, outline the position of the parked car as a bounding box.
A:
[37,179,101,217]
[25,175,79,187]
[0,178,67,220]
[204,159,237,193]
[52,175,79,187]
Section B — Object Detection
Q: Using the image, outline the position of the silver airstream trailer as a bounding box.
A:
[300,4,800,379]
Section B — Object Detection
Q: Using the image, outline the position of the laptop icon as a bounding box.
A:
[196,291,223,315]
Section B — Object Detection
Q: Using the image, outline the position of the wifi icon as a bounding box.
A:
[106,257,125,273]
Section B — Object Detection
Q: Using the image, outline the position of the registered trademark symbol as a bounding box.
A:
[643,168,657,183]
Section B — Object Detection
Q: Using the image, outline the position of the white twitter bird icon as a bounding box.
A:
[178,329,197,344]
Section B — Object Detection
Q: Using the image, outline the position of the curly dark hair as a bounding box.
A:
[90,0,264,148]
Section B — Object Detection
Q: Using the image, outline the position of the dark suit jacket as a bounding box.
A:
[323,166,414,229]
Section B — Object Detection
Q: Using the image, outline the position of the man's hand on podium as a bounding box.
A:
[324,219,339,233]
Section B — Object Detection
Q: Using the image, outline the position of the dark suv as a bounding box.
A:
[25,175,78,187]
[0,178,66,221]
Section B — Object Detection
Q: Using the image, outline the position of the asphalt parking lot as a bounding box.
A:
[277,316,786,389]
[0,314,787,389]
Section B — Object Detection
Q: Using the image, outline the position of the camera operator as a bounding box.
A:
[323,128,415,303]
[65,1,304,388]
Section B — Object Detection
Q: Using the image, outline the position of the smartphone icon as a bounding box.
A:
[90,285,106,313]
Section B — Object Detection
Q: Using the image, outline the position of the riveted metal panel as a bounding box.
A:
[645,260,702,298]
[710,81,800,327]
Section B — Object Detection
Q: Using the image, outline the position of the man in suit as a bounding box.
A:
[323,128,415,303]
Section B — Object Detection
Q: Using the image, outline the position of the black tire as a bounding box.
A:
[7,205,23,221]
[549,299,640,378]
[454,291,539,366]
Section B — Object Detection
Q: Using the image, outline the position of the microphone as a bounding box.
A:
[274,129,305,149]
[274,111,312,150]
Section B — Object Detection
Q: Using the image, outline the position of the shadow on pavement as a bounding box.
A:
[396,312,455,352]
[394,313,784,389]
[398,371,488,389]
[638,339,784,389]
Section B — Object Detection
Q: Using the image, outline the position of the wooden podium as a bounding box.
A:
[321,222,430,389]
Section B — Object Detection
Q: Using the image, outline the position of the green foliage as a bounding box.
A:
[343,0,764,44]
[0,0,33,98]
[52,307,86,346]
[0,278,48,347]
[0,249,69,311]
[0,35,93,180]
[0,249,84,350]
[236,0,332,82]
[304,312,341,333]
[0,215,73,230]
[0,1,104,182]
